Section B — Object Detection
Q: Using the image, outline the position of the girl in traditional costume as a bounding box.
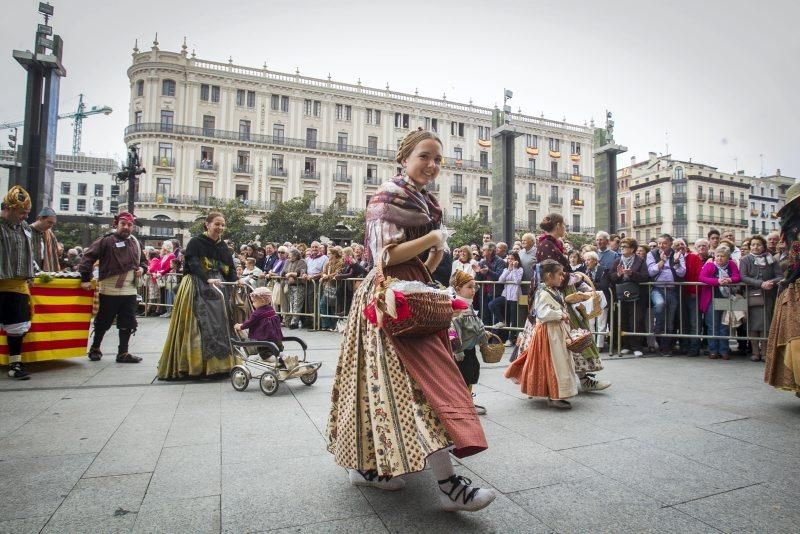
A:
[156,212,238,379]
[505,260,579,408]
[450,270,489,415]
[327,129,495,512]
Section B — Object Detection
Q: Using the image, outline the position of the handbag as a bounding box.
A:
[375,245,453,337]
[615,281,640,302]
[323,281,338,302]
[747,289,765,307]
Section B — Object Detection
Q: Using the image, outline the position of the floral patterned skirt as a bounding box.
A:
[327,263,487,477]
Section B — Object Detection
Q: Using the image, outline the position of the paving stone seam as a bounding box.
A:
[659,482,764,508]
[698,423,793,454]
[660,505,727,533]
[549,436,632,452]
[82,470,154,480]
[39,389,146,531]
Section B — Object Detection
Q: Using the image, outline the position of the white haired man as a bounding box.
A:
[595,231,620,272]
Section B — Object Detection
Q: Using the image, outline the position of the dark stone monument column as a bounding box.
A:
[593,111,626,234]
[491,107,522,244]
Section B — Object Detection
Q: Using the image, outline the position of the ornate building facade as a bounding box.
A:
[123,41,597,238]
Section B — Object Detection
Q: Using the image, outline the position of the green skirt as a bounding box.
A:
[156,276,237,379]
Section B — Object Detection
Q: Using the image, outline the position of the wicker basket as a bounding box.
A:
[575,272,603,320]
[565,328,593,353]
[376,247,453,338]
[479,332,505,363]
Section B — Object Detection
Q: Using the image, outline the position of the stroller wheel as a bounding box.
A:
[259,370,280,396]
[230,367,249,391]
[300,369,318,386]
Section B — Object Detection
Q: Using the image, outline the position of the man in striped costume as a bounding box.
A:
[0,186,35,379]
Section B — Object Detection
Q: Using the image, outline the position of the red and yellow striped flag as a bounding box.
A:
[0,278,93,364]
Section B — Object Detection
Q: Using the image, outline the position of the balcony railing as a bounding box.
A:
[571,198,584,206]
[427,182,440,192]
[514,166,593,184]
[233,164,252,174]
[695,215,748,226]
[364,175,381,185]
[268,167,288,177]
[697,193,707,201]
[126,122,397,160]
[478,187,491,197]
[640,216,664,225]
[674,214,688,223]
[526,194,541,202]
[125,192,278,211]
[450,185,467,195]
[333,173,352,183]
[153,156,174,167]
[301,171,320,180]
[549,196,563,205]
[196,161,218,171]
[739,199,748,207]
[672,193,687,203]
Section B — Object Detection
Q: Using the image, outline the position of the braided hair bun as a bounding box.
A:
[395,127,443,164]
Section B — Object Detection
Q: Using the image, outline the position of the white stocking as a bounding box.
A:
[428,448,455,483]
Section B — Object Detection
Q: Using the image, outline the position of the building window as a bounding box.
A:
[528,158,536,172]
[211,85,220,103]
[203,115,215,135]
[550,161,558,177]
[306,128,317,148]
[134,111,142,124]
[77,183,87,196]
[156,177,171,197]
[162,79,176,97]
[77,199,86,212]
[271,94,289,112]
[550,185,559,199]
[304,157,316,174]
[480,176,489,191]
[528,182,537,195]
[366,108,381,125]
[479,205,489,224]
[674,166,684,180]
[367,164,378,178]
[303,99,321,116]
[572,188,580,200]
[239,120,252,141]
[528,209,537,228]
[549,138,560,151]
[247,90,255,108]
[94,184,104,197]
[136,79,144,97]
[336,161,348,177]
[572,214,580,231]
[200,146,214,164]
[480,151,489,169]
[335,192,348,209]
[454,147,463,160]
[572,164,580,175]
[267,123,282,144]
[237,150,250,169]
[526,134,538,148]
[450,121,465,137]
[477,126,490,140]
[453,174,463,187]
[570,141,581,155]
[236,89,246,107]
[337,132,348,151]
[235,185,249,202]
[60,198,69,211]
[335,104,352,121]
[394,113,410,129]
[200,84,209,101]
[453,203,463,220]
[199,181,213,203]
[368,136,378,156]
[160,110,174,132]
[423,117,438,132]
[158,142,172,165]
[271,154,284,172]
[61,182,70,195]
[269,188,283,207]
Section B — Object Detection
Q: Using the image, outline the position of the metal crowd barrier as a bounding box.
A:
[612,281,773,357]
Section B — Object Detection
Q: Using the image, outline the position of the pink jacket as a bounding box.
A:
[157,253,175,275]
[698,260,741,313]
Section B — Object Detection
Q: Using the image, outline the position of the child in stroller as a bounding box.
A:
[234,287,297,370]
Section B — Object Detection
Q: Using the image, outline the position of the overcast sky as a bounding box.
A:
[2,0,798,179]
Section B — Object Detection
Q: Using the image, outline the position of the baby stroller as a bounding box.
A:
[227,284,321,396]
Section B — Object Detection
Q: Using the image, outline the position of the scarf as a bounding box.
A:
[538,233,565,253]
[621,254,634,270]
[716,263,731,298]
[364,175,442,265]
[750,252,773,267]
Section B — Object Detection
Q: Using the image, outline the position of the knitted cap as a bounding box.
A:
[451,269,474,289]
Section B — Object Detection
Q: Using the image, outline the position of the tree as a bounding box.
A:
[347,209,367,244]
[189,199,257,246]
[55,222,107,249]
[260,194,348,244]
[448,213,491,249]
[565,232,594,251]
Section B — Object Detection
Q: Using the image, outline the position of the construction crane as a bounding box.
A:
[0,93,112,155]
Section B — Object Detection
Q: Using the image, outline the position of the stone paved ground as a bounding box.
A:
[1,317,799,533]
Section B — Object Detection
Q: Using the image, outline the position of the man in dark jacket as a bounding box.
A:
[578,250,611,352]
[78,212,148,363]
[475,242,505,325]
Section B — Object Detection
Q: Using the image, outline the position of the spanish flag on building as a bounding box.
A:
[0,278,93,363]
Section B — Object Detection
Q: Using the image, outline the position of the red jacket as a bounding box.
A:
[684,253,709,295]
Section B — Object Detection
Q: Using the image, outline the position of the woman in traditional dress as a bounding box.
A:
[765,182,800,395]
[318,246,342,331]
[156,212,238,379]
[505,259,578,409]
[327,129,496,512]
[280,248,307,329]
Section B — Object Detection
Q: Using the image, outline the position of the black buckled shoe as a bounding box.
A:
[88,347,103,361]
[8,362,31,380]
[116,352,142,363]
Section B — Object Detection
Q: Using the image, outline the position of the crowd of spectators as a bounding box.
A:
[59,225,789,359]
